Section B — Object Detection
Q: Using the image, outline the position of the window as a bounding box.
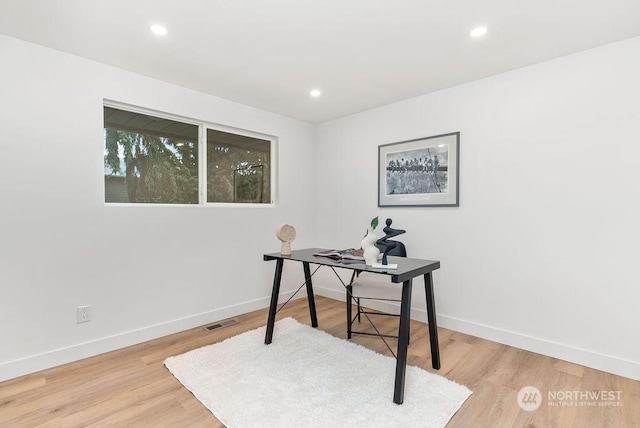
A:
[104,105,274,205]
[207,129,271,203]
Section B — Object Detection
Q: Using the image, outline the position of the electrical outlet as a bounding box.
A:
[77,305,91,323]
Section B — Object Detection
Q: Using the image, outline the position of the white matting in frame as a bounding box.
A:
[378,132,459,207]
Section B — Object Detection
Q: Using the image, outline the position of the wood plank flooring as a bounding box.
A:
[1,296,638,427]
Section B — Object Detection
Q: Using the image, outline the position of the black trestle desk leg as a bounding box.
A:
[393,279,413,405]
[265,258,284,345]
[303,262,318,328]
[346,284,353,339]
[424,272,441,370]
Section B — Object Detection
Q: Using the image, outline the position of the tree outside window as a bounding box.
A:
[104,106,272,205]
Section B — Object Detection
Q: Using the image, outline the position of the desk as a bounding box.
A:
[263,248,441,405]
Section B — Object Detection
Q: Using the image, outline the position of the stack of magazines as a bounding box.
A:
[312,248,365,263]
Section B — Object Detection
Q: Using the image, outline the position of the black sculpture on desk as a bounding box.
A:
[376,218,407,265]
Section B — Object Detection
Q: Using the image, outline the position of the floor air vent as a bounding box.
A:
[205,319,239,331]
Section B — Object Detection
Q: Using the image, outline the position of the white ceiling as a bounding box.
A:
[1,0,639,123]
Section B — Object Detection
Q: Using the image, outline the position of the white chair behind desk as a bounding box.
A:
[346,224,407,340]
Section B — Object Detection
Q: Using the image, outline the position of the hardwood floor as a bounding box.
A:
[1,296,638,427]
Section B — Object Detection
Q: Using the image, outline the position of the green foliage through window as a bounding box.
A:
[104,106,272,205]
[207,128,271,203]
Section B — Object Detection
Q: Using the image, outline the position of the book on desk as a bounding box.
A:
[312,248,364,263]
[312,249,398,269]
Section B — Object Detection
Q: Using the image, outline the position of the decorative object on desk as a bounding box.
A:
[165,317,471,428]
[361,216,380,265]
[376,218,406,265]
[378,132,460,207]
[275,224,296,255]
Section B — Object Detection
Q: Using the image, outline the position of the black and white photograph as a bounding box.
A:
[378,132,459,207]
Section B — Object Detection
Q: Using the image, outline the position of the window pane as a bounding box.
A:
[104,107,199,204]
[207,129,271,203]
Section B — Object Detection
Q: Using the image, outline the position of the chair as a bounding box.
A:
[346,219,408,341]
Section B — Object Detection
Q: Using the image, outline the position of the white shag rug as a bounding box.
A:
[165,317,471,427]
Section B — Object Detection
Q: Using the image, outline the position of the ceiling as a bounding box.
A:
[1,0,640,123]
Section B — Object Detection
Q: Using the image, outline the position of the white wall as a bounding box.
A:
[0,35,316,381]
[2,32,638,383]
[313,36,640,380]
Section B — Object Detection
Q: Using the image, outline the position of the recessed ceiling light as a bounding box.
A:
[310,89,322,98]
[150,25,168,36]
[470,26,487,38]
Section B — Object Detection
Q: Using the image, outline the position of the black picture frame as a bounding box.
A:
[378,132,460,207]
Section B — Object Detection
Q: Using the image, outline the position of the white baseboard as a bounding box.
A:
[314,286,639,381]
[3,288,637,383]
[435,313,639,381]
[0,294,284,383]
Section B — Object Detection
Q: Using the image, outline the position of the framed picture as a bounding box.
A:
[378,132,460,207]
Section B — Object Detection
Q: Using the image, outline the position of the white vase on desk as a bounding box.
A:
[361,227,380,265]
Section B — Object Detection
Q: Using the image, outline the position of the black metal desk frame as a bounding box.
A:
[263,248,441,405]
